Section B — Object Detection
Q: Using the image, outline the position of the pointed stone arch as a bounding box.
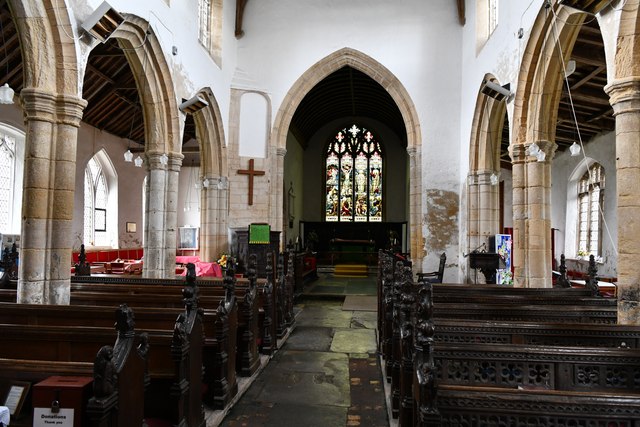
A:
[509,3,587,288]
[107,16,181,277]
[190,87,229,260]
[467,74,507,268]
[113,15,181,157]
[271,47,424,263]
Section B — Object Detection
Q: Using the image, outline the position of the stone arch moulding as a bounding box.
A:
[271,47,424,264]
[193,87,228,179]
[112,15,181,157]
[511,3,585,288]
[467,74,507,267]
[8,0,81,95]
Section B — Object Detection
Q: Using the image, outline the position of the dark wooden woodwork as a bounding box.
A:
[237,159,265,206]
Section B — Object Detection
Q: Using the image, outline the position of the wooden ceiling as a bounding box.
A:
[289,66,407,147]
[0,1,613,169]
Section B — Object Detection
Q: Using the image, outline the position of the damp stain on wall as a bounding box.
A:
[424,189,459,252]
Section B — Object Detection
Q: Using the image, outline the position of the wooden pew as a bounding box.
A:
[376,250,640,426]
[0,280,206,426]
[0,305,147,427]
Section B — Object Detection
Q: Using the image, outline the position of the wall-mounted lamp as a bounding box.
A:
[160,153,168,166]
[558,0,611,14]
[81,1,124,43]
[481,80,514,103]
[569,141,581,157]
[536,150,546,162]
[179,95,209,114]
[218,176,228,190]
[123,149,133,162]
[490,172,500,186]
[527,142,540,157]
[203,178,210,188]
[134,155,143,167]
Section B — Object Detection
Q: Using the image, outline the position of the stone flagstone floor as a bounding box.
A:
[218,272,390,427]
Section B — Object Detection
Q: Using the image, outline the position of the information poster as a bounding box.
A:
[495,233,513,285]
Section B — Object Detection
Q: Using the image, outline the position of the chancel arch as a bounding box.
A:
[272,47,424,267]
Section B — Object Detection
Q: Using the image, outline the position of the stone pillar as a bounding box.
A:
[18,89,86,304]
[512,141,554,288]
[143,152,182,278]
[200,175,229,262]
[467,170,499,282]
[511,144,527,287]
[467,173,481,254]
[605,77,640,324]
[407,146,423,265]
[273,147,286,249]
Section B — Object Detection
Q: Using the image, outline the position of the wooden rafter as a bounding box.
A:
[457,0,466,26]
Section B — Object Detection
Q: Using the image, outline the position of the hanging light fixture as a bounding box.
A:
[569,141,581,157]
[134,155,143,167]
[0,13,14,105]
[123,149,133,162]
[490,172,500,186]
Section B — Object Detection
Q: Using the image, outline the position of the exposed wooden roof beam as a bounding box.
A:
[457,0,466,26]
[235,0,248,38]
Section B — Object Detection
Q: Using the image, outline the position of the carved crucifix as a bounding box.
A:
[237,158,265,205]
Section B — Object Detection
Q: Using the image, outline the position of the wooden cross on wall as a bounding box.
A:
[237,158,265,205]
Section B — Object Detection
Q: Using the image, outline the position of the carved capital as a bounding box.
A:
[20,88,57,123]
[56,94,88,127]
[276,147,287,157]
[605,77,640,115]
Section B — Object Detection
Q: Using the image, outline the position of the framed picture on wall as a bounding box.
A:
[178,227,199,250]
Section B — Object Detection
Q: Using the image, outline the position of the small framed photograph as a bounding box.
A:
[126,222,137,233]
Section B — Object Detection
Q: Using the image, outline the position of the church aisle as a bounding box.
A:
[220,276,388,427]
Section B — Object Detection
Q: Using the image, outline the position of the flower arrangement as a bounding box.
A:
[217,253,229,268]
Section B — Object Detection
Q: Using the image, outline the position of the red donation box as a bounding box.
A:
[32,376,93,427]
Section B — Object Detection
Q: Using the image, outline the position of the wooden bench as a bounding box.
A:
[376,250,640,426]
[0,305,147,427]
[0,279,206,426]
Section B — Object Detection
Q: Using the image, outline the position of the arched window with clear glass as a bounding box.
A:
[83,150,118,247]
[577,163,604,257]
[325,124,382,222]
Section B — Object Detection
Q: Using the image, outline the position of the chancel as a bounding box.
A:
[0,0,639,425]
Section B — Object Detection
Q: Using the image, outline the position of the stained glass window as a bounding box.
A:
[325,124,383,222]
[0,134,16,233]
[577,163,604,257]
[84,156,110,246]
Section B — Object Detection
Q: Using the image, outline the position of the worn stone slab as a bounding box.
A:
[331,328,377,355]
[284,326,334,352]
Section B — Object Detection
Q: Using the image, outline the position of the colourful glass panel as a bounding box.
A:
[369,152,382,221]
[325,153,339,221]
[339,155,353,221]
[354,153,368,221]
